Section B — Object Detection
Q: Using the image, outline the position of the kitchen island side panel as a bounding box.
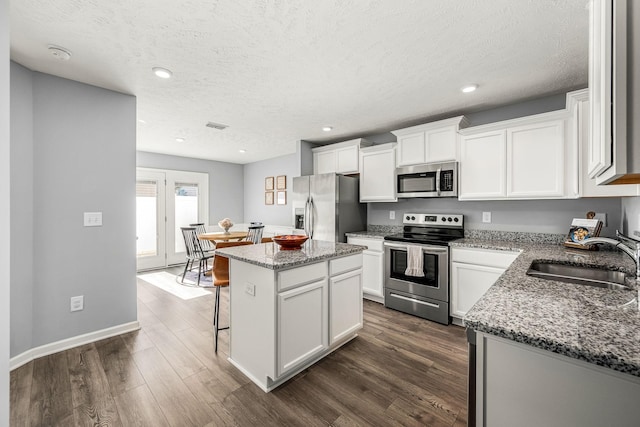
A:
[229,259,276,382]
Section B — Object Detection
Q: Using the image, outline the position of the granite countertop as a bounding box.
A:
[345,231,388,239]
[215,240,366,270]
[457,237,640,377]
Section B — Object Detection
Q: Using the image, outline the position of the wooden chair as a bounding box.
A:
[180,227,213,287]
[211,240,254,352]
[189,222,215,253]
[245,225,265,244]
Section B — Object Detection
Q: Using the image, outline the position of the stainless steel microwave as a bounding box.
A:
[396,162,458,198]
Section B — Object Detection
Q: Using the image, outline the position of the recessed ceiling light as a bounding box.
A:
[48,45,72,61]
[175,137,185,143]
[239,149,247,153]
[153,67,173,79]
[461,84,478,93]
[322,126,333,132]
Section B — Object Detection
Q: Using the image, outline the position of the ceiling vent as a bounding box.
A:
[206,121,228,131]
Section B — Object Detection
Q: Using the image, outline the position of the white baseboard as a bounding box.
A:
[10,321,140,371]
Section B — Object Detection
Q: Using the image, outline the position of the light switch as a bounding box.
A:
[389,211,395,220]
[84,212,103,227]
[245,283,256,296]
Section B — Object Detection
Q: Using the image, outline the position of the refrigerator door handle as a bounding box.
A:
[309,197,314,238]
[304,197,310,236]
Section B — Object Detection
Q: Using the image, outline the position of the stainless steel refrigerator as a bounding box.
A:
[292,173,367,242]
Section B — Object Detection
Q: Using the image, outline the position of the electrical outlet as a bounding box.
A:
[70,295,84,312]
[245,283,256,296]
[84,212,103,227]
[482,212,492,223]
[389,211,395,220]
[594,212,607,227]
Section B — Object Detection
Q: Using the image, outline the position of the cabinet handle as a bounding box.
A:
[389,292,439,308]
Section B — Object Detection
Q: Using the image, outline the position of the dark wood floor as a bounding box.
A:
[10,270,469,426]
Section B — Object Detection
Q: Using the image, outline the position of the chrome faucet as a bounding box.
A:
[578,230,640,281]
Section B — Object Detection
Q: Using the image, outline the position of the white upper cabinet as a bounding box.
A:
[312,138,372,175]
[359,143,397,202]
[459,99,579,201]
[460,130,507,199]
[572,89,639,196]
[392,116,468,167]
[507,120,565,198]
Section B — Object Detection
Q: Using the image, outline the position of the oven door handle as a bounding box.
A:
[389,292,440,309]
[383,241,449,254]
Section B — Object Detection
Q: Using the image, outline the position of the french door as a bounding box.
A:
[136,168,209,271]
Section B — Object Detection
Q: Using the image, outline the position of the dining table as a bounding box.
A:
[198,231,248,243]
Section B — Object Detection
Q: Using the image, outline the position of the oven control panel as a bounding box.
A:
[403,213,463,227]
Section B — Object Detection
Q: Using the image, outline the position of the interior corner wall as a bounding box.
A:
[29,72,137,349]
[136,151,244,225]
[9,62,34,357]
[1,0,11,420]
[244,153,299,226]
[621,196,640,236]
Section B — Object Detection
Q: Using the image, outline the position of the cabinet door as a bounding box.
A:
[336,145,359,174]
[425,125,457,163]
[459,130,507,199]
[277,279,328,377]
[360,147,397,202]
[507,120,565,198]
[450,262,505,319]
[396,132,426,166]
[578,98,639,196]
[329,269,363,346]
[362,250,384,298]
[314,151,336,175]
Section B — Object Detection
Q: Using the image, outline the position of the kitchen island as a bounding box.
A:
[215,240,365,392]
[457,238,640,427]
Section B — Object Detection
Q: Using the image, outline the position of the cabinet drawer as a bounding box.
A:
[451,247,520,269]
[278,262,327,292]
[347,237,384,252]
[330,254,363,276]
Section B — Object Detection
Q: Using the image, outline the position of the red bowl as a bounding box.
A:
[272,235,309,250]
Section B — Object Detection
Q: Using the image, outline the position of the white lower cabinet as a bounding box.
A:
[450,247,520,322]
[329,269,363,345]
[277,279,328,376]
[347,236,384,303]
[229,254,363,391]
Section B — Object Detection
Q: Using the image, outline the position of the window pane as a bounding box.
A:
[175,183,199,253]
[136,180,158,257]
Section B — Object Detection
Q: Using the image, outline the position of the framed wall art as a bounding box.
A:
[265,191,274,205]
[276,191,287,205]
[265,176,274,191]
[276,175,287,190]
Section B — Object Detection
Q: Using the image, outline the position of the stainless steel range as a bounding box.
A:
[383,213,464,325]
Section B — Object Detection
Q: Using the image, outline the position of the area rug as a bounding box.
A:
[137,271,212,300]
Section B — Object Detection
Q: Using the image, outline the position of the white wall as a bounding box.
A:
[9,62,33,357]
[137,151,244,225]
[9,67,138,354]
[1,0,11,420]
[243,153,299,226]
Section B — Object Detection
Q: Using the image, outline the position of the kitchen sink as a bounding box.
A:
[526,261,631,291]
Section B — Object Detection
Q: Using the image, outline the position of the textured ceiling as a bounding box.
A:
[10,0,589,164]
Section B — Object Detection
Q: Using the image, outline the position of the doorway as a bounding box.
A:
[136,168,209,271]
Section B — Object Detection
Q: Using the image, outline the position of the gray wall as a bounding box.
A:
[10,62,34,356]
[10,66,138,354]
[1,0,10,419]
[244,153,299,226]
[368,198,623,236]
[621,196,640,236]
[136,151,244,225]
